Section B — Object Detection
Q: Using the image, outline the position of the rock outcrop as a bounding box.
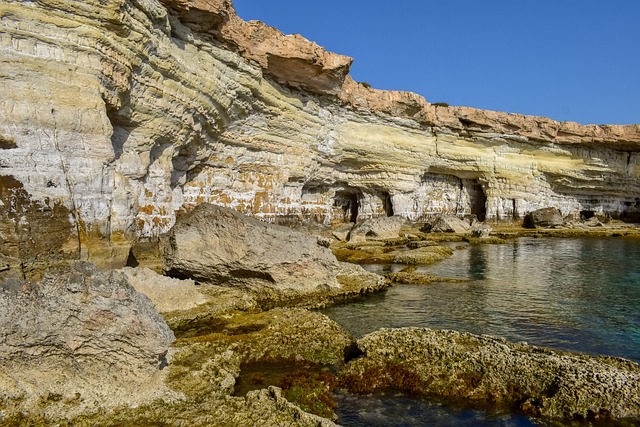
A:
[523,207,565,228]
[348,216,405,242]
[1,0,639,273]
[422,214,472,233]
[162,203,351,289]
[0,262,177,418]
[122,266,208,313]
[340,328,640,422]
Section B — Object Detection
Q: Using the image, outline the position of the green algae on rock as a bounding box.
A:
[333,243,453,265]
[387,266,468,285]
[339,327,640,422]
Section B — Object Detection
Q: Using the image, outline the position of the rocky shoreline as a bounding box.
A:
[2,206,640,426]
[2,0,640,424]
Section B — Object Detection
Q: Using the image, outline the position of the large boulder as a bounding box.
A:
[470,222,492,238]
[340,328,640,422]
[331,223,354,242]
[0,262,176,418]
[349,216,405,242]
[161,204,346,291]
[523,207,565,228]
[422,214,471,233]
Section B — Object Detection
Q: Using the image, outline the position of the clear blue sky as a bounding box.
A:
[233,1,640,125]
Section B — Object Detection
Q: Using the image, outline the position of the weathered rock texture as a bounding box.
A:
[523,207,565,228]
[0,262,177,418]
[122,265,208,312]
[161,203,382,293]
[1,0,640,271]
[340,328,640,422]
[349,216,405,242]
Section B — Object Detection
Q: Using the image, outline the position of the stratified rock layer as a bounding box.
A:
[0,262,177,418]
[1,0,640,272]
[340,328,640,421]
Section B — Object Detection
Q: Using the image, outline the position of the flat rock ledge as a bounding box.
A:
[340,328,640,423]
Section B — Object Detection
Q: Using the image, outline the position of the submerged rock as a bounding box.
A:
[333,244,453,265]
[387,266,467,285]
[0,262,177,419]
[340,328,640,422]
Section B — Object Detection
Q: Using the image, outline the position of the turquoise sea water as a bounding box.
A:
[321,237,640,426]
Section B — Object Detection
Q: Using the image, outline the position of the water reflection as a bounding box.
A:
[322,237,640,362]
[467,246,488,280]
[322,238,640,427]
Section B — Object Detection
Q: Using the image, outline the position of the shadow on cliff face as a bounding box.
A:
[0,175,78,279]
[621,199,640,223]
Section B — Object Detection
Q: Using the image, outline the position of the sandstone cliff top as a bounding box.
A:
[165,0,639,148]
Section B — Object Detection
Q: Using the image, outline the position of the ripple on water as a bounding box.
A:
[321,237,640,426]
[323,237,640,362]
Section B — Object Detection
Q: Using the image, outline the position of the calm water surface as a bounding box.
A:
[321,237,640,426]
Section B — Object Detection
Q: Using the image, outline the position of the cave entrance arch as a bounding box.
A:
[334,189,362,223]
[467,179,487,222]
[382,191,394,217]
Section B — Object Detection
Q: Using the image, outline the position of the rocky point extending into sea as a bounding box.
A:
[1,0,640,425]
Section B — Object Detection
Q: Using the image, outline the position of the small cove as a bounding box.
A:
[321,237,640,426]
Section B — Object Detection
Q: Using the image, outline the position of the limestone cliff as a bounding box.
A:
[1,0,639,274]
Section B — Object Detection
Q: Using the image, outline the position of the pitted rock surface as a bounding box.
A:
[341,328,640,421]
[161,203,377,293]
[0,262,176,417]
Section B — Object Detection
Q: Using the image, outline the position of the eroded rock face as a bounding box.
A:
[0,175,78,280]
[349,216,405,242]
[1,0,640,272]
[422,214,472,233]
[340,328,640,421]
[162,203,353,290]
[0,262,177,418]
[523,207,565,228]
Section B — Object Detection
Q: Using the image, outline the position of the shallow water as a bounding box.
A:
[321,237,640,426]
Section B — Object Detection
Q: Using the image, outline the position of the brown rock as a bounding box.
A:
[340,328,640,421]
[0,262,176,418]
[165,0,353,94]
[161,204,368,293]
[523,207,565,228]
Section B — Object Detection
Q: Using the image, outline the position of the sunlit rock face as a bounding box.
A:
[1,0,640,270]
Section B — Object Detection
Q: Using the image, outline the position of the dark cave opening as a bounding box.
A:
[382,191,394,217]
[334,190,360,223]
[580,210,596,220]
[469,180,487,222]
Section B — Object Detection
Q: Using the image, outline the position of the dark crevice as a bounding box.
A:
[106,106,133,161]
[468,179,487,222]
[383,191,394,217]
[343,342,365,363]
[125,249,139,267]
[334,190,360,223]
[0,135,17,149]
